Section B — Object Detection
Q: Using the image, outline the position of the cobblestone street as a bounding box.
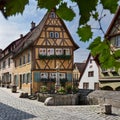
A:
[0,87,120,120]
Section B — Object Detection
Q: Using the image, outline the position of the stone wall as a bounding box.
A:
[87,90,120,108]
[37,93,79,106]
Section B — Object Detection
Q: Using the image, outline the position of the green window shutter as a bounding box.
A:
[25,74,27,84]
[67,73,72,82]
[34,72,40,82]
[16,75,19,86]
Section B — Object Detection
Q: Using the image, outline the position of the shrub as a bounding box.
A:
[57,87,66,94]
[66,85,72,94]
[40,85,48,93]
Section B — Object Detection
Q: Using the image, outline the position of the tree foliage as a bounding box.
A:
[0,0,120,69]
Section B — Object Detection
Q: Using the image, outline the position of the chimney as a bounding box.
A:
[0,49,2,53]
[31,21,35,31]
[0,49,2,58]
[20,34,23,38]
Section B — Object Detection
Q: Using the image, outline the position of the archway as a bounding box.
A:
[101,86,113,91]
[115,86,120,91]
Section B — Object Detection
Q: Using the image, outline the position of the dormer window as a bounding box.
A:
[102,68,107,73]
[50,12,55,18]
[102,68,109,76]
[90,59,92,63]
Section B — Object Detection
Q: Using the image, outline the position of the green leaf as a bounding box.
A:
[100,55,115,69]
[101,0,118,13]
[114,50,120,59]
[88,37,101,50]
[37,0,61,10]
[89,37,116,69]
[114,61,120,71]
[99,49,110,63]
[56,3,75,21]
[77,25,93,42]
[73,0,98,25]
[5,0,29,17]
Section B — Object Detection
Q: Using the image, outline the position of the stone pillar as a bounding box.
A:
[55,62,61,92]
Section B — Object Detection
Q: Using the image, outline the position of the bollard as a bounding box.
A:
[101,104,112,115]
[104,104,112,114]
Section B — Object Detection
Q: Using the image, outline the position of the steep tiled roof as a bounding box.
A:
[13,9,79,58]
[13,12,49,58]
[79,53,99,81]
[74,63,86,73]
[105,6,120,38]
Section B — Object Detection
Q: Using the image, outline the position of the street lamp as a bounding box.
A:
[55,62,61,93]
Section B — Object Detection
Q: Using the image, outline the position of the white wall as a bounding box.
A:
[78,55,99,90]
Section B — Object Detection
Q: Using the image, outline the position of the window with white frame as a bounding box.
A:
[115,35,120,47]
[50,73,56,79]
[8,58,10,67]
[28,52,31,63]
[47,48,54,56]
[39,48,46,55]
[23,74,25,83]
[88,71,94,77]
[26,73,31,83]
[55,48,63,55]
[23,56,25,64]
[59,73,65,79]
[19,57,22,66]
[3,61,6,68]
[55,32,59,38]
[49,32,59,38]
[49,32,54,38]
[63,48,70,55]
[41,73,48,79]
[83,82,89,89]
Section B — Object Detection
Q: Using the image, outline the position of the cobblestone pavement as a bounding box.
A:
[0,87,120,120]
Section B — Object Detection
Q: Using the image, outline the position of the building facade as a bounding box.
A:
[98,6,120,91]
[0,39,22,87]
[3,9,79,93]
[73,62,86,87]
[78,54,99,90]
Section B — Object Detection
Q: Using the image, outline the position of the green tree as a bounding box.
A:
[0,0,119,69]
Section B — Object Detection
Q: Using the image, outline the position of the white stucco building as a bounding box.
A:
[78,54,99,90]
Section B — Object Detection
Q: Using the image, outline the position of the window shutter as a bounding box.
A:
[16,75,19,86]
[25,74,27,84]
[67,73,72,82]
[34,72,40,82]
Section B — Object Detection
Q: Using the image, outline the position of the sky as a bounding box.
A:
[0,0,115,62]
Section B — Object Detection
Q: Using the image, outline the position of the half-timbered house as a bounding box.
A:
[12,9,79,93]
[99,6,120,90]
